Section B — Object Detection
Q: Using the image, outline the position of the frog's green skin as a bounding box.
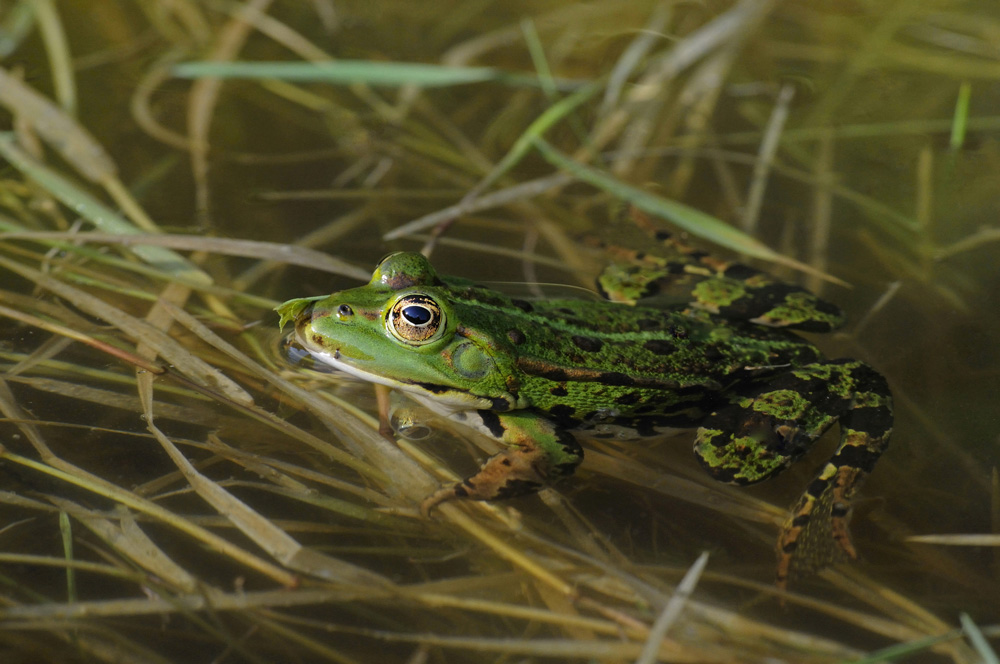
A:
[277,247,892,586]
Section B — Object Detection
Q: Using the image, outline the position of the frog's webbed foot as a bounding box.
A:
[420,448,548,518]
[774,466,856,589]
[776,443,889,587]
[420,411,584,518]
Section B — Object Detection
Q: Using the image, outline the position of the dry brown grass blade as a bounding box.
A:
[0,67,111,182]
[0,254,252,405]
[0,586,384,621]
[44,496,199,593]
[0,65,188,244]
[0,445,298,587]
[0,230,370,279]
[137,367,391,587]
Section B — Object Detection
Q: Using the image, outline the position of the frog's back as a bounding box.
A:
[450,286,821,430]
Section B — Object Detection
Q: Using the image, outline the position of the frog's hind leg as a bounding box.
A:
[776,361,892,588]
[597,209,845,332]
[692,368,843,487]
[692,359,892,586]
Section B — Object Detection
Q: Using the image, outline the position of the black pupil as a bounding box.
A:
[402,305,432,326]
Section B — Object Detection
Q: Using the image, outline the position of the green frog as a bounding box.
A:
[276,237,892,586]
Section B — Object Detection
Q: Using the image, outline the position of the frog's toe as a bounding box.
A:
[831,500,858,559]
[419,484,464,518]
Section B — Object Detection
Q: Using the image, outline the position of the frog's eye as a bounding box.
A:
[386,294,444,345]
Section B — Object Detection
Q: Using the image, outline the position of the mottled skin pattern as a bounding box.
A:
[277,240,893,587]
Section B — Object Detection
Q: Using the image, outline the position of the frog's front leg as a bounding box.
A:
[692,359,892,586]
[420,410,583,516]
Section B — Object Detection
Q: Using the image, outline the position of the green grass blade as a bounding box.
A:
[532,137,842,282]
[463,82,603,202]
[521,18,558,100]
[843,629,962,664]
[950,81,971,151]
[59,510,77,603]
[0,133,210,285]
[960,613,999,664]
[172,60,586,90]
[0,2,35,58]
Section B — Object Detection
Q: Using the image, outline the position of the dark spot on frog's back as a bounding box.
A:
[703,345,725,362]
[615,392,640,405]
[664,262,686,275]
[507,329,526,345]
[722,263,761,281]
[637,318,662,332]
[547,404,580,427]
[638,281,661,298]
[550,385,569,397]
[642,339,675,355]
[572,335,603,353]
[511,299,534,313]
[595,371,635,387]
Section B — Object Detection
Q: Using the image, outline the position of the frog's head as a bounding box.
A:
[276,252,524,413]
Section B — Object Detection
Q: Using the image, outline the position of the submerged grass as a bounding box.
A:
[0,0,998,662]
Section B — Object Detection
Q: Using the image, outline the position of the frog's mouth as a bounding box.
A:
[291,325,503,415]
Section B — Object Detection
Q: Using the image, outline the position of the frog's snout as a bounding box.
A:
[293,301,317,331]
